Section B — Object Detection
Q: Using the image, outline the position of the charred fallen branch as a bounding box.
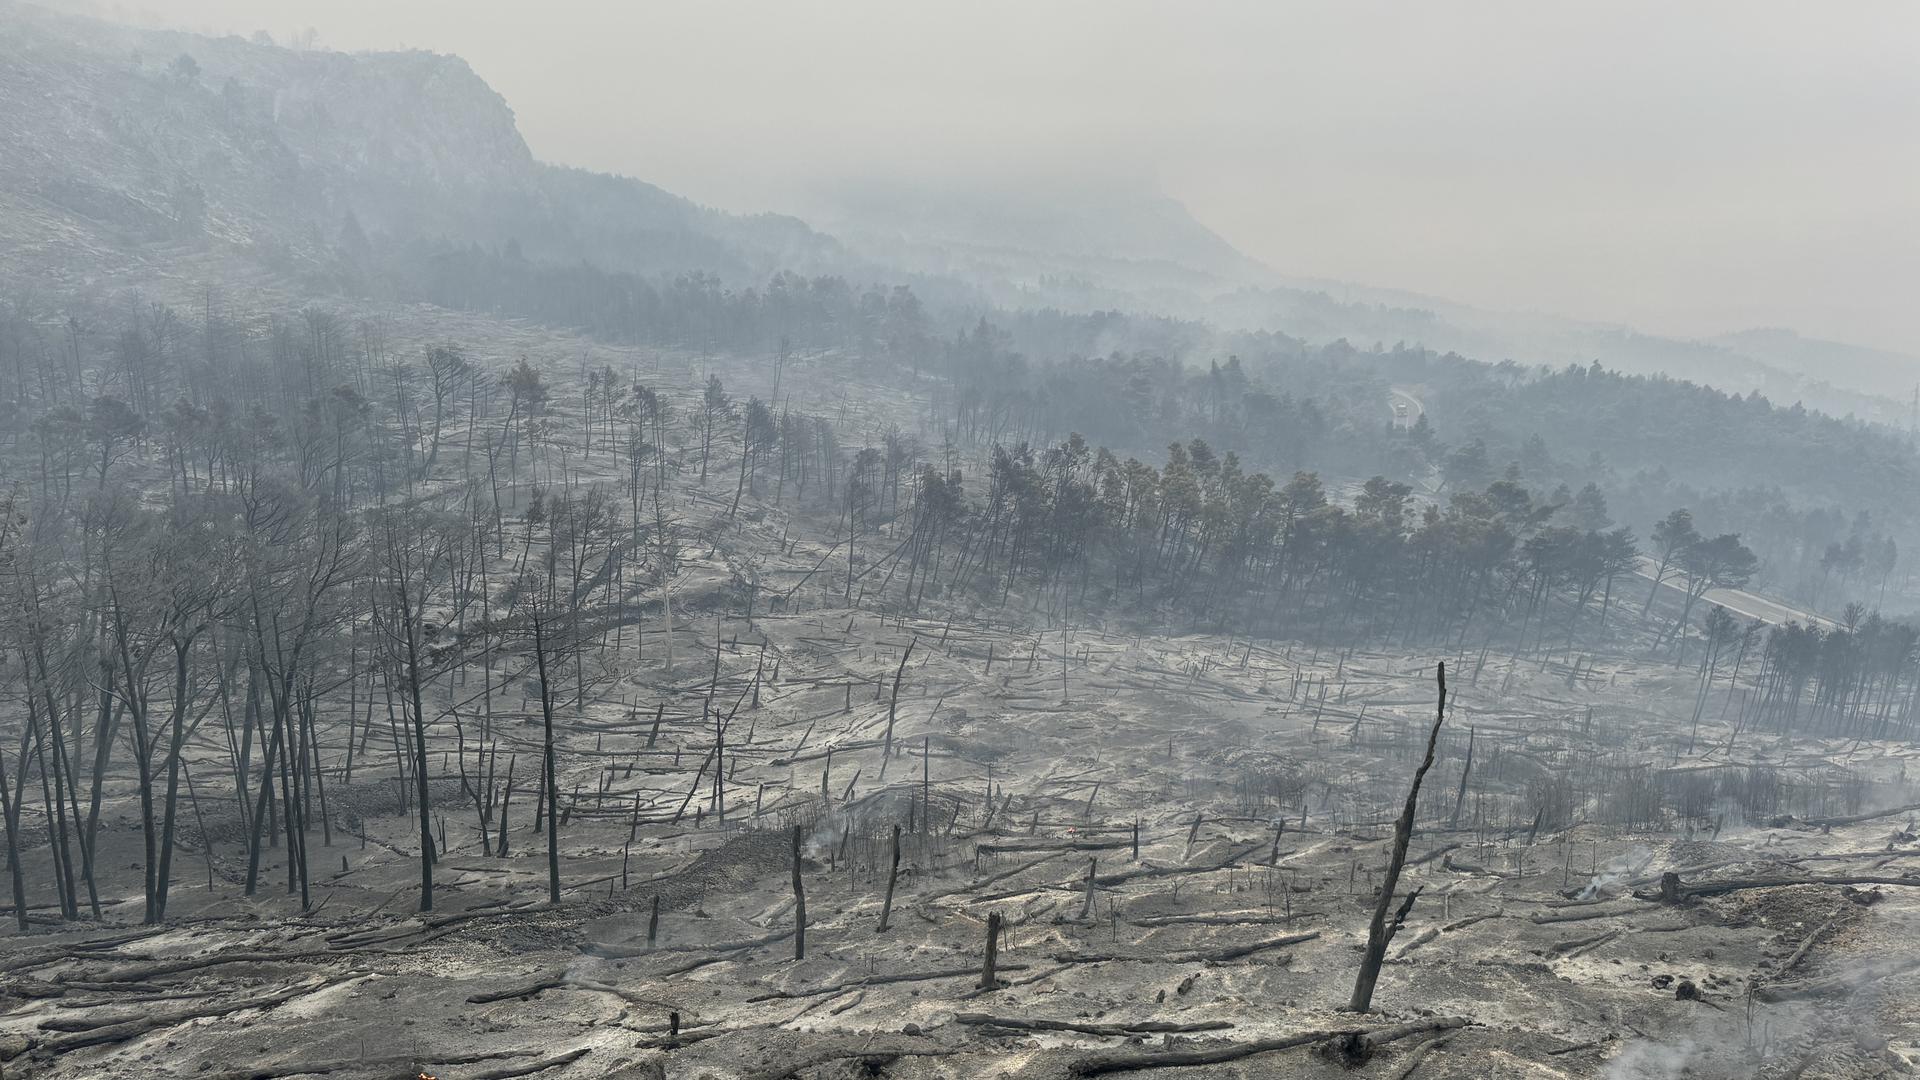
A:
[956,1013,1233,1036]
[1755,955,1920,1002]
[1640,874,1920,901]
[1053,930,1319,965]
[204,1049,539,1080]
[44,976,350,1053]
[744,963,1032,1002]
[1067,1016,1471,1075]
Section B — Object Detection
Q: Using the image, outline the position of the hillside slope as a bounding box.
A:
[3,1,1909,425]
[0,2,839,298]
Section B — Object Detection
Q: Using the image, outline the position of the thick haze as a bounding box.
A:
[85,0,1920,353]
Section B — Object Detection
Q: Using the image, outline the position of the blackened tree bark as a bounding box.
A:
[1349,661,1447,1013]
[533,612,561,904]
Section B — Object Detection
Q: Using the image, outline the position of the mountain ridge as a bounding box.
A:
[0,1,847,299]
[3,0,1912,424]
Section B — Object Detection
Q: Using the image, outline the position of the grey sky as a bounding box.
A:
[91,0,1920,353]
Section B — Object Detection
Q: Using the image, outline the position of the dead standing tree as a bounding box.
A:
[101,495,241,922]
[512,544,604,904]
[792,823,807,960]
[1348,661,1447,1013]
[531,611,562,904]
[0,495,39,927]
[240,485,355,908]
[877,822,901,932]
[979,911,1004,989]
[372,503,475,913]
[880,638,915,772]
[519,486,626,902]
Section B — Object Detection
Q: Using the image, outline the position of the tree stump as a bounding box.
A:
[1659,872,1682,905]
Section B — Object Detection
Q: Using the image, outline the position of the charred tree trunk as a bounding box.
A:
[397,580,436,912]
[878,823,901,932]
[882,639,915,768]
[791,823,808,960]
[1348,661,1447,1013]
[0,743,25,931]
[533,614,562,904]
[979,911,1003,989]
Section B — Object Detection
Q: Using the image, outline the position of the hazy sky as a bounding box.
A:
[84,1,1920,353]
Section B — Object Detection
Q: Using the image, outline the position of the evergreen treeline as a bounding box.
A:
[927,314,1915,613]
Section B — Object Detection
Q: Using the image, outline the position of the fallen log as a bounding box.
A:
[1550,929,1620,957]
[1547,1035,1617,1056]
[1055,930,1318,965]
[632,1026,743,1049]
[1094,844,1265,887]
[1392,928,1439,958]
[46,977,345,1052]
[977,840,1131,855]
[469,972,568,1003]
[1530,905,1641,925]
[1794,802,1920,830]
[82,948,335,984]
[1391,1032,1456,1079]
[1644,875,1920,900]
[1131,913,1323,928]
[52,986,222,1010]
[0,928,169,974]
[1753,955,1920,1002]
[979,845,1266,903]
[744,963,1032,1003]
[1443,853,1514,878]
[1441,912,1506,932]
[1775,918,1835,978]
[467,1047,592,1079]
[1406,843,1462,867]
[326,900,542,948]
[0,976,67,999]
[1068,1017,1470,1075]
[927,851,1071,900]
[955,962,1072,1001]
[205,1049,535,1080]
[956,1013,1233,1036]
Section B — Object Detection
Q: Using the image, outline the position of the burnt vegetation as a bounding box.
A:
[0,274,1914,1079]
[0,8,1917,1080]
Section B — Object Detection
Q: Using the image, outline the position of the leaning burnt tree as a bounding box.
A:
[1348,661,1447,1013]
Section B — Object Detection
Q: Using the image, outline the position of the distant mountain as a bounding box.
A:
[797,179,1262,277]
[1711,328,1920,405]
[1198,283,1910,425]
[0,2,842,300]
[782,178,1271,320]
[3,2,1907,428]
[792,176,1911,422]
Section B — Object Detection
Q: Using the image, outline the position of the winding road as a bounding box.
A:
[1632,556,1833,630]
[1388,386,1424,429]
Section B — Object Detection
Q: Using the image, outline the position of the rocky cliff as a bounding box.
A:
[0,2,835,297]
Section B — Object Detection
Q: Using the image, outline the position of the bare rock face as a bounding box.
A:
[0,4,828,298]
[264,49,537,190]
